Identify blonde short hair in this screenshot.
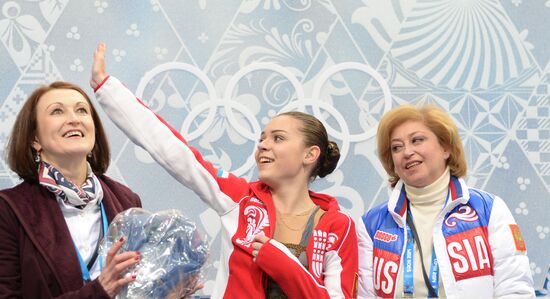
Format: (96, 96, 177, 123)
(377, 105, 467, 187)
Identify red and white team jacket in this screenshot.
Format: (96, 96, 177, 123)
(95, 76, 358, 299)
(356, 176, 535, 298)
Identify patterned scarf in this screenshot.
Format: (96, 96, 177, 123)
(38, 161, 103, 209)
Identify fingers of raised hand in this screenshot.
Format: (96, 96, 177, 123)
(106, 236, 125, 264)
(91, 42, 107, 89)
(93, 42, 106, 61)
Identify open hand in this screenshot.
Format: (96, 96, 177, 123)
(97, 236, 140, 297)
(90, 42, 108, 90)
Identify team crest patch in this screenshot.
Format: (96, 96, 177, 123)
(509, 224, 527, 252)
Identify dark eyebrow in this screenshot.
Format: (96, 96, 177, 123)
(45, 102, 63, 110)
(46, 100, 89, 109)
(261, 129, 288, 136)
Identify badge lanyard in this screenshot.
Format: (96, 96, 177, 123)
(403, 190, 449, 298)
(74, 201, 108, 282)
(403, 220, 439, 297)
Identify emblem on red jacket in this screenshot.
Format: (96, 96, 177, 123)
(235, 198, 269, 247)
(312, 230, 338, 278)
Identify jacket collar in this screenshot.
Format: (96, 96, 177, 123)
(249, 181, 340, 212)
(388, 175, 470, 227)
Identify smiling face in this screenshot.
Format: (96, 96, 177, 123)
(32, 88, 95, 167)
(255, 115, 316, 188)
(390, 120, 449, 188)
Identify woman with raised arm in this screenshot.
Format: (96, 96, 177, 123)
(90, 43, 358, 298)
(0, 81, 141, 298)
(356, 105, 535, 298)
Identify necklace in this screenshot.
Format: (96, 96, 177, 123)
(276, 205, 316, 232)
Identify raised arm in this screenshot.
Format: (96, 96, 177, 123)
(90, 43, 247, 215)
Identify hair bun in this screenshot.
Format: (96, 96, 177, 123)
(318, 141, 340, 178)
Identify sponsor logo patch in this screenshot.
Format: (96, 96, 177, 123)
(374, 230, 398, 243)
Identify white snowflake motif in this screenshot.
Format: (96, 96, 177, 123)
(198, 32, 208, 43)
(69, 59, 83, 72)
(494, 155, 510, 169)
(517, 177, 530, 191)
(311, 230, 338, 278)
(530, 262, 542, 275)
(154, 47, 168, 60)
(94, 0, 108, 14)
(112, 48, 126, 62)
(66, 26, 80, 40)
(515, 202, 528, 216)
(126, 24, 140, 37)
(536, 225, 549, 239)
(150, 0, 160, 12)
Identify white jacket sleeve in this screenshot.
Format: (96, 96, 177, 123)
(488, 196, 535, 298)
(95, 76, 242, 215)
(357, 216, 376, 298)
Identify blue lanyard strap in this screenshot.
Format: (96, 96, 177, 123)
(403, 202, 440, 298)
(74, 201, 108, 282)
(403, 224, 414, 296)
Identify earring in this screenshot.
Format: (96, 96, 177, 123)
(87, 152, 92, 159)
(34, 152, 41, 163)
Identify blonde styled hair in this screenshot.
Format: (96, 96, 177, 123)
(377, 105, 467, 187)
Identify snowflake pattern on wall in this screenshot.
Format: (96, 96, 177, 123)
(0, 0, 549, 292)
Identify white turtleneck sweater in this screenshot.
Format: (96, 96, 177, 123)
(395, 167, 450, 298)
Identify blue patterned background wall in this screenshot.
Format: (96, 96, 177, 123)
(0, 0, 548, 294)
